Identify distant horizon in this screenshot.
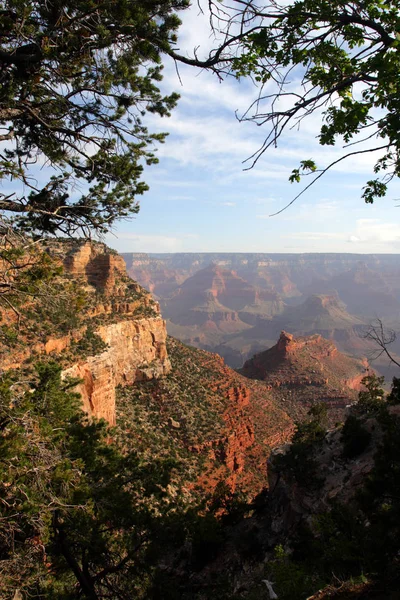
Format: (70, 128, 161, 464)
(120, 250, 400, 256)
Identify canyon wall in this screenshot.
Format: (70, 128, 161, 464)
(61, 242, 171, 424)
(122, 253, 400, 382)
(1, 241, 171, 425)
(63, 317, 170, 425)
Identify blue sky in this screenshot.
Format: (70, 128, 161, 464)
(101, 5, 400, 254)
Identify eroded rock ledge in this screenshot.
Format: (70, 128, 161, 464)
(63, 317, 170, 425)
(60, 242, 171, 424)
(1, 240, 171, 424)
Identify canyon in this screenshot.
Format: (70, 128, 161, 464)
(123, 252, 400, 380)
(1, 243, 389, 493)
(0, 241, 295, 498)
(1, 242, 373, 499)
(3, 241, 399, 600)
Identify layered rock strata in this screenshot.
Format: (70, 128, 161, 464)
(64, 318, 170, 425)
(240, 331, 369, 421)
(1, 241, 171, 424)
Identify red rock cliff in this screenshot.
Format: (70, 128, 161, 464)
(62, 242, 171, 424)
(1, 241, 171, 425)
(240, 331, 370, 422)
(63, 317, 170, 425)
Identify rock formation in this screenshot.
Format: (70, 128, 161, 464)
(0, 241, 171, 424)
(1, 240, 294, 499)
(63, 241, 127, 295)
(127, 336, 294, 497)
(123, 252, 400, 380)
(63, 318, 170, 425)
(163, 263, 284, 324)
(240, 331, 369, 421)
(57, 242, 171, 424)
(123, 252, 400, 307)
(304, 264, 400, 318)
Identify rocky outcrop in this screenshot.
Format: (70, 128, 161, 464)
(217, 385, 255, 475)
(188, 383, 255, 475)
(154, 338, 294, 497)
(63, 318, 170, 425)
(63, 241, 128, 295)
(275, 330, 339, 361)
(1, 240, 171, 425)
(61, 243, 171, 423)
(240, 332, 369, 422)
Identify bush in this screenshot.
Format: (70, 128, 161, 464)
(387, 377, 400, 405)
(268, 544, 320, 600)
(273, 403, 327, 489)
(356, 375, 386, 417)
(73, 326, 108, 357)
(341, 415, 371, 459)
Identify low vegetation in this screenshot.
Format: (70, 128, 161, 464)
(265, 375, 400, 600)
(0, 362, 184, 599)
(273, 403, 328, 489)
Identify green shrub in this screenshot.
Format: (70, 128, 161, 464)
(0, 325, 19, 347)
(356, 375, 386, 417)
(273, 403, 327, 489)
(73, 326, 108, 357)
(341, 415, 371, 459)
(387, 377, 400, 405)
(268, 545, 320, 600)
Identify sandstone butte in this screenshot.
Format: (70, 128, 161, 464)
(240, 330, 370, 422)
(1, 241, 294, 498)
(162, 262, 284, 329)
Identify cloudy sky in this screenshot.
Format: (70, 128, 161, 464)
(106, 4, 400, 254)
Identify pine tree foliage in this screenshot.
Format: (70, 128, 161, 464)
(0, 0, 188, 236)
(171, 0, 400, 207)
(267, 375, 400, 600)
(0, 362, 184, 599)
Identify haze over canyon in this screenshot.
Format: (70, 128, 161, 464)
(123, 252, 400, 381)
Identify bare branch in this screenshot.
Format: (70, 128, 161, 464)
(363, 318, 400, 369)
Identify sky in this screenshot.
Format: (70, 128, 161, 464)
(102, 4, 400, 255)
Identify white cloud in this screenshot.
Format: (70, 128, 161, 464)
(155, 114, 259, 168)
(164, 65, 256, 115)
(105, 233, 186, 253)
(169, 195, 194, 201)
(276, 199, 341, 222)
(349, 218, 400, 245)
(221, 201, 236, 206)
(283, 232, 346, 241)
(155, 43, 389, 182)
(151, 178, 206, 188)
(173, 3, 221, 56)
